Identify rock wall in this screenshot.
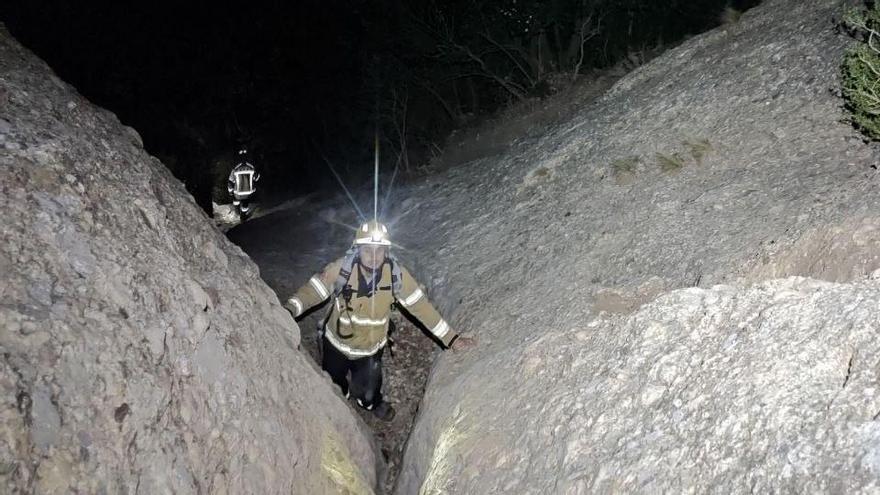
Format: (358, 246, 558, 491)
(0, 26, 378, 494)
(391, 0, 880, 492)
(411, 277, 880, 493)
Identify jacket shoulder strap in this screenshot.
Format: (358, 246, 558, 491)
(334, 248, 401, 298)
(387, 253, 403, 300)
(333, 246, 359, 298)
(317, 247, 358, 334)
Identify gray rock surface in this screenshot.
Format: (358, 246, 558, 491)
(389, 0, 880, 492)
(411, 276, 880, 493)
(0, 26, 379, 494)
(189, 0, 880, 492)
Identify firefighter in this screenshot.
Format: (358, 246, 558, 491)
(284, 220, 475, 420)
(227, 148, 259, 219)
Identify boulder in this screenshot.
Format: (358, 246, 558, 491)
(0, 25, 379, 494)
(393, 0, 880, 492)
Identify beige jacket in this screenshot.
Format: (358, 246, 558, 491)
(285, 257, 457, 359)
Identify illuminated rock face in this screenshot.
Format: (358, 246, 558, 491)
(391, 0, 880, 492)
(0, 27, 378, 494)
(401, 278, 880, 494)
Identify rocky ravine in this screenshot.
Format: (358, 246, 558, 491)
(388, 0, 880, 492)
(0, 25, 380, 494)
(232, 0, 880, 492)
(225, 1, 880, 494)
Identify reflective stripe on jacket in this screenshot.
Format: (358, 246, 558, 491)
(284, 256, 457, 358)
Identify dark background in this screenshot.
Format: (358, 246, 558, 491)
(1, 0, 760, 213)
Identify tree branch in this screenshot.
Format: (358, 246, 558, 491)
(857, 51, 880, 78)
(449, 40, 527, 101)
(572, 12, 602, 82)
(479, 31, 536, 87)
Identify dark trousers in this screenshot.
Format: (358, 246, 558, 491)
(322, 337, 384, 409)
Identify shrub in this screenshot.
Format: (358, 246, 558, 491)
(610, 156, 640, 185)
(611, 156, 640, 175)
(720, 7, 743, 25)
(656, 152, 685, 172)
(683, 138, 713, 164)
(841, 3, 880, 140)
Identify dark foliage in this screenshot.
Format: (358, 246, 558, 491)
(841, 2, 880, 141)
(2, 0, 760, 207)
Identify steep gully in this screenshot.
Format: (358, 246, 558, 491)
(230, 0, 880, 492)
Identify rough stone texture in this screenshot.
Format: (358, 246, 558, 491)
(0, 26, 379, 494)
(411, 277, 880, 493)
(221, 0, 880, 492)
(392, 0, 880, 492)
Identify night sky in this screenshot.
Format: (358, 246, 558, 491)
(1, 0, 760, 212)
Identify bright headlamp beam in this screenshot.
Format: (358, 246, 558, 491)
(317, 151, 367, 223)
(374, 130, 379, 223)
(380, 154, 400, 222)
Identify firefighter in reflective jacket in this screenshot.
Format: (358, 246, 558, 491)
(284, 220, 474, 420)
(227, 148, 259, 217)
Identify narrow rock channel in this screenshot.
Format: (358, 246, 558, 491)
(227, 206, 439, 493)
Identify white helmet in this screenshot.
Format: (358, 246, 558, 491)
(354, 220, 391, 246)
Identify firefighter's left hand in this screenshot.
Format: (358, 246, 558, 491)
(451, 335, 477, 352)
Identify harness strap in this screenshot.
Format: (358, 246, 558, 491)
(333, 245, 359, 298)
(318, 247, 402, 334)
(333, 247, 401, 299)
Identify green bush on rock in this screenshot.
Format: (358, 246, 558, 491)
(841, 3, 880, 140)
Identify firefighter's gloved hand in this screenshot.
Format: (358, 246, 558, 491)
(450, 335, 477, 352)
